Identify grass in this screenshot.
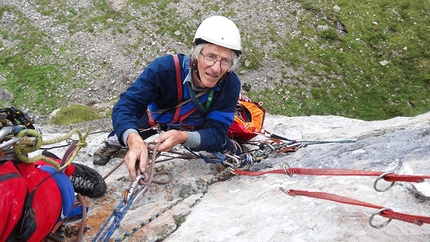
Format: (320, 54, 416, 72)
(254, 0, 430, 120)
(0, 0, 429, 123)
(50, 104, 102, 125)
(0, 6, 78, 113)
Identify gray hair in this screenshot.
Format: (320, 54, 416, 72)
(190, 43, 239, 72)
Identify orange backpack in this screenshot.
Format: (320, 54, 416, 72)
(227, 97, 266, 142)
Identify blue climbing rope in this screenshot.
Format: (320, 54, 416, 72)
(92, 197, 134, 242)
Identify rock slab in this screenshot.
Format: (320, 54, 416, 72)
(33, 112, 430, 241)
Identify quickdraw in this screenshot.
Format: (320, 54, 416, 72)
(0, 107, 38, 130)
(123, 174, 148, 204)
(92, 175, 147, 242)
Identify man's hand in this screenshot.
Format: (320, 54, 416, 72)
(124, 130, 187, 181)
(154, 130, 188, 152)
(125, 132, 148, 181)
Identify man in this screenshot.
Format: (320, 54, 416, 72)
(93, 16, 242, 180)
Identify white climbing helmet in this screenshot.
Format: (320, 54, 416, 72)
(193, 16, 242, 54)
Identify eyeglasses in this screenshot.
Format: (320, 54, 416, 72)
(199, 52, 232, 69)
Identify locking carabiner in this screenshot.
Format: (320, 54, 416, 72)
(123, 174, 146, 204)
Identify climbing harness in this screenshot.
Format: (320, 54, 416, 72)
(76, 72, 363, 241)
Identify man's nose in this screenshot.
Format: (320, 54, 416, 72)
(210, 60, 222, 72)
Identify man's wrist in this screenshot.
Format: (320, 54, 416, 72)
(182, 131, 201, 148)
(122, 129, 139, 147)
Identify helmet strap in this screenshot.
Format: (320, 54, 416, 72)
(191, 60, 203, 84)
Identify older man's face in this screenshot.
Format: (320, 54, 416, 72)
(193, 44, 233, 89)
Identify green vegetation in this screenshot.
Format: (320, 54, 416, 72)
(0, 6, 78, 114)
(0, 0, 429, 123)
(50, 104, 102, 125)
(174, 214, 186, 226)
(252, 0, 430, 120)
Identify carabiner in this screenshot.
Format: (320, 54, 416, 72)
(123, 174, 145, 204)
(223, 153, 240, 167)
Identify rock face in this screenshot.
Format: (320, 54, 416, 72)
(33, 112, 430, 242)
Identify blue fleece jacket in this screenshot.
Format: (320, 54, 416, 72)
(112, 54, 241, 152)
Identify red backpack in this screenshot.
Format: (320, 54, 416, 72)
(0, 160, 63, 242)
(1, 107, 75, 241)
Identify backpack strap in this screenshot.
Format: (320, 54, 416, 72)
(14, 191, 37, 241)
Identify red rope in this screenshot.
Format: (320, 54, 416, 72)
(284, 189, 430, 226)
(233, 167, 430, 183)
(236, 166, 430, 227)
